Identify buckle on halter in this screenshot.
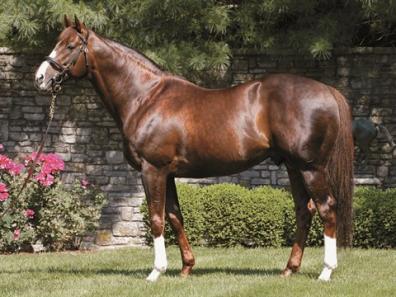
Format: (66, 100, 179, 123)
(54, 74, 63, 84)
(53, 84, 62, 93)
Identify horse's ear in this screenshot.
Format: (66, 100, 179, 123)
(64, 15, 72, 27)
(74, 15, 87, 33)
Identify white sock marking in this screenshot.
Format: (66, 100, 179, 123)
(318, 235, 337, 281)
(318, 266, 333, 281)
(324, 235, 337, 269)
(146, 268, 161, 282)
(146, 235, 167, 282)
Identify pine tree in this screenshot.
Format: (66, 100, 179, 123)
(1, 0, 395, 84)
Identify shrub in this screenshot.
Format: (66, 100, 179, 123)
(0, 146, 105, 252)
(31, 181, 105, 251)
(141, 183, 207, 246)
(141, 183, 395, 248)
(353, 187, 396, 248)
(176, 183, 207, 245)
(142, 183, 294, 247)
(202, 185, 289, 247)
(202, 184, 255, 247)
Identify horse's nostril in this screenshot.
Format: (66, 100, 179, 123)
(36, 74, 44, 83)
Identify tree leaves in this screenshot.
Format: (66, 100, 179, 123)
(309, 38, 333, 60)
(1, 0, 396, 81)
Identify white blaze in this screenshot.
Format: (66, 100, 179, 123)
(318, 235, 337, 281)
(146, 235, 167, 282)
(35, 49, 57, 89)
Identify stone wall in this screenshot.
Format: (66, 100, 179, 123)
(0, 47, 395, 249)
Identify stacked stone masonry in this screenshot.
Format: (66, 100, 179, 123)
(0, 47, 395, 249)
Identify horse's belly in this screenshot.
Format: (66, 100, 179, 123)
(174, 149, 270, 178)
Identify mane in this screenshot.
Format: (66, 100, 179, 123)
(98, 35, 164, 75)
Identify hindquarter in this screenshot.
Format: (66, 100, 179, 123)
(264, 75, 340, 166)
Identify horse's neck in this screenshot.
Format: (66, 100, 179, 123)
(88, 33, 163, 125)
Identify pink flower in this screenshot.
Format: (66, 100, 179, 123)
(0, 155, 8, 168)
(8, 163, 24, 176)
(41, 174, 54, 187)
(0, 144, 3, 151)
(80, 178, 90, 189)
(13, 229, 21, 241)
(0, 192, 8, 201)
(26, 153, 64, 187)
(24, 209, 35, 219)
(0, 154, 24, 176)
(35, 172, 55, 187)
(40, 154, 64, 173)
(0, 182, 9, 201)
(0, 183, 7, 192)
(0, 155, 13, 171)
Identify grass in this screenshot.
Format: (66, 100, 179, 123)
(0, 247, 395, 297)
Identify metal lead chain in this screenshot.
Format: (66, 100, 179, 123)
(49, 92, 57, 121)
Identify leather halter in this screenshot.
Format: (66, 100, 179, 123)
(45, 31, 90, 92)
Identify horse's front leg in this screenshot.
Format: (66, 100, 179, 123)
(165, 176, 195, 276)
(141, 162, 168, 282)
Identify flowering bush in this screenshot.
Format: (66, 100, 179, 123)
(0, 145, 105, 252)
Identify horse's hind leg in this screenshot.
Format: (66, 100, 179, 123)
(165, 177, 195, 276)
(282, 167, 315, 277)
(300, 166, 338, 281)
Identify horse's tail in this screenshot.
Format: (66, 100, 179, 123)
(328, 87, 354, 247)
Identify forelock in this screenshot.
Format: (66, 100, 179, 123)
(58, 27, 78, 42)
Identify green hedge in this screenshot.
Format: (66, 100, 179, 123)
(353, 187, 396, 248)
(141, 184, 396, 248)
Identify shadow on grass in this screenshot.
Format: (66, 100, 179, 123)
(0, 266, 318, 279)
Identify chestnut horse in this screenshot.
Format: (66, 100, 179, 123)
(35, 16, 353, 282)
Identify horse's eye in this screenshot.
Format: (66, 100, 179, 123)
(67, 44, 75, 50)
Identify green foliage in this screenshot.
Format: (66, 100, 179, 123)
(282, 199, 324, 247)
(31, 181, 105, 251)
(0, 0, 107, 47)
(141, 183, 206, 246)
(141, 183, 395, 248)
(1, 1, 396, 83)
(143, 183, 294, 247)
(0, 174, 36, 252)
(202, 184, 255, 247)
(353, 187, 396, 248)
(309, 38, 333, 60)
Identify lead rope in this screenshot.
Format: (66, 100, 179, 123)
(21, 91, 57, 191)
(0, 92, 57, 219)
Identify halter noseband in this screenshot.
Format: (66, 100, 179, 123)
(45, 31, 90, 93)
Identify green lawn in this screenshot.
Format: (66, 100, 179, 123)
(0, 247, 394, 297)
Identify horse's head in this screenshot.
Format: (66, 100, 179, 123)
(35, 15, 90, 93)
